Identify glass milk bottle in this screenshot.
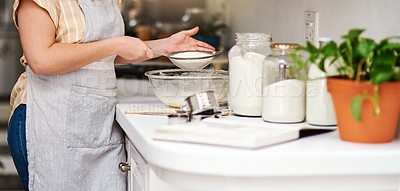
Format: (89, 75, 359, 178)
(228, 33, 272, 116)
(306, 37, 338, 126)
(262, 43, 306, 123)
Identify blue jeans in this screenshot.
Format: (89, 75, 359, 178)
(7, 104, 28, 191)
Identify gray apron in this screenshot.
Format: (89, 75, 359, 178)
(26, 0, 126, 190)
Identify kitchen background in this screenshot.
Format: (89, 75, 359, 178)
(0, 0, 399, 190)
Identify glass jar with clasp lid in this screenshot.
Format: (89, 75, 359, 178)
(228, 33, 272, 117)
(262, 43, 307, 123)
(263, 43, 300, 84)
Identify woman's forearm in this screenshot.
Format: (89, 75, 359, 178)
(144, 38, 168, 53)
(28, 36, 153, 74)
(28, 38, 116, 75)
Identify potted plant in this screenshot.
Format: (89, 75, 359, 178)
(291, 29, 400, 143)
(182, 8, 227, 48)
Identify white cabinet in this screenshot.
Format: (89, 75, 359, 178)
(124, 137, 190, 191)
(124, 137, 147, 191)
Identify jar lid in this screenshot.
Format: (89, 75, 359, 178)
(271, 43, 300, 50)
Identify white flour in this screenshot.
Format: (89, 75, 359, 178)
(229, 52, 266, 116)
(169, 51, 214, 70)
(262, 79, 306, 123)
(170, 51, 212, 58)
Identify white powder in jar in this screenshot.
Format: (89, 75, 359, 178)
(229, 52, 266, 116)
(262, 79, 306, 123)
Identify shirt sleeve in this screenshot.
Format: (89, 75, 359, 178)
(13, 0, 59, 29)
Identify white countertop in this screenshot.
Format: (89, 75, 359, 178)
(116, 96, 400, 178)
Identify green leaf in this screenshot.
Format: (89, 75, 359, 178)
(306, 41, 320, 63)
(306, 41, 319, 52)
(342, 29, 365, 42)
(376, 38, 389, 50)
(351, 95, 363, 122)
(290, 51, 307, 73)
(355, 38, 376, 58)
(373, 52, 397, 66)
(336, 66, 347, 73)
(371, 67, 393, 84)
(396, 53, 400, 67)
(341, 38, 355, 70)
(318, 56, 327, 73)
(322, 41, 339, 57)
(309, 52, 321, 63)
(339, 42, 349, 60)
(373, 72, 392, 84)
(381, 43, 400, 51)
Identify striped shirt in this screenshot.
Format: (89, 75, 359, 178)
(10, 0, 121, 120)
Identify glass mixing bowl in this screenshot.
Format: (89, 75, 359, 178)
(145, 69, 229, 108)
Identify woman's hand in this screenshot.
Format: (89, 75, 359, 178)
(113, 36, 153, 61)
(163, 26, 215, 54)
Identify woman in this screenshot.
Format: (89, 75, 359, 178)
(7, 0, 215, 190)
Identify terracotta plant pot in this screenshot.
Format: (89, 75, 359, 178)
(327, 78, 400, 143)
